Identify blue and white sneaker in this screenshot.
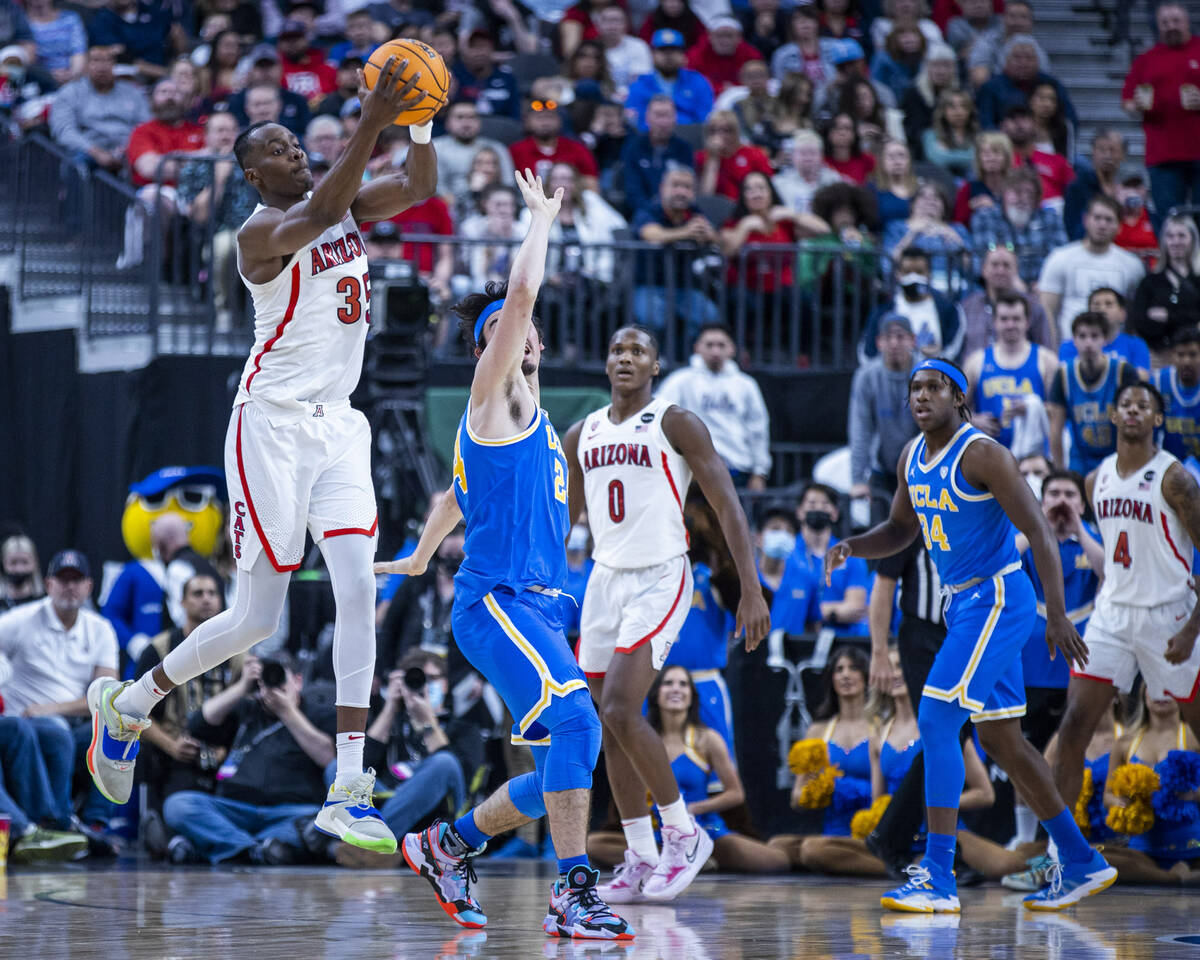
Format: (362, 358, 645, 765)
(544, 865, 635, 940)
(1023, 850, 1117, 911)
(314, 768, 397, 854)
(85, 678, 151, 805)
(403, 822, 487, 928)
(1002, 853, 1055, 892)
(880, 864, 961, 914)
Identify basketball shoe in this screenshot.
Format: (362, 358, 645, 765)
(403, 822, 487, 928)
(880, 863, 961, 913)
(597, 850, 656, 904)
(85, 678, 151, 804)
(314, 769, 396, 853)
(640, 821, 712, 900)
(543, 865, 635, 940)
(1002, 853, 1056, 892)
(1023, 851, 1117, 911)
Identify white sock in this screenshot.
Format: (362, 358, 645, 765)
(1012, 804, 1038, 846)
(658, 796, 692, 832)
(334, 733, 364, 788)
(621, 816, 659, 864)
(113, 672, 168, 718)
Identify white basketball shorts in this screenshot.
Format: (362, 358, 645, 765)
(225, 400, 377, 572)
(1075, 596, 1200, 701)
(576, 555, 693, 677)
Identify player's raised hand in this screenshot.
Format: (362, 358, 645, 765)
(736, 586, 771, 652)
(1046, 612, 1088, 668)
(358, 57, 427, 132)
(824, 541, 852, 587)
(514, 168, 563, 221)
(374, 554, 428, 578)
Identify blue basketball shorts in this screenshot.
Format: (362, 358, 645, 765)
(923, 565, 1037, 723)
(452, 586, 592, 746)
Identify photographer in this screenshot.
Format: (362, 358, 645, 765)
(162, 651, 335, 865)
(334, 648, 485, 867)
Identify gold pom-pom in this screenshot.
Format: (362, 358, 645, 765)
(1105, 762, 1159, 836)
(797, 765, 842, 809)
(788, 738, 829, 775)
(1074, 767, 1094, 836)
(851, 794, 891, 840)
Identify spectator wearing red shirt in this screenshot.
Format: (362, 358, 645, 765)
(509, 98, 600, 191)
(686, 15, 762, 96)
(126, 77, 203, 187)
(1002, 105, 1073, 205)
(379, 195, 455, 301)
(822, 110, 875, 184)
(1114, 171, 1158, 268)
(1122, 2, 1200, 229)
(560, 0, 625, 59)
(277, 19, 336, 109)
(696, 109, 774, 199)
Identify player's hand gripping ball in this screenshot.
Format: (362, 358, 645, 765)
(363, 39, 449, 126)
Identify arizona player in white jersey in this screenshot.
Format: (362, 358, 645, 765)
(1054, 380, 1200, 822)
(562, 326, 770, 903)
(85, 57, 436, 854)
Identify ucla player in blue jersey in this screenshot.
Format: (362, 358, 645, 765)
(1154, 328, 1200, 462)
(373, 171, 632, 941)
(826, 358, 1116, 913)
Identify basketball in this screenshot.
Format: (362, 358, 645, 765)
(362, 38, 449, 127)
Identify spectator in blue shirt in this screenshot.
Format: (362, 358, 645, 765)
(88, 0, 181, 79)
(975, 35, 1078, 131)
(792, 483, 870, 637)
(620, 93, 695, 216)
(452, 29, 520, 120)
(626, 29, 715, 131)
(1058, 286, 1151, 379)
(326, 9, 380, 65)
(756, 507, 821, 633)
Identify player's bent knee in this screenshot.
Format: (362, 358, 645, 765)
(542, 691, 602, 792)
(508, 770, 547, 820)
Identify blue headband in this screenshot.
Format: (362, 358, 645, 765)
(473, 299, 506, 344)
(910, 358, 967, 396)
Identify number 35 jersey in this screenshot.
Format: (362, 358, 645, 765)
(579, 397, 692, 570)
(452, 405, 569, 609)
(1092, 448, 1193, 608)
(905, 423, 1019, 587)
(235, 206, 370, 415)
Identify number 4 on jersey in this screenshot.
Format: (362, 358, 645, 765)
(1112, 530, 1132, 569)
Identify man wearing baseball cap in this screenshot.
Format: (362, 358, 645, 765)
(626, 28, 715, 131)
(684, 14, 762, 96)
(227, 45, 311, 136)
(0, 549, 121, 832)
(815, 37, 898, 115)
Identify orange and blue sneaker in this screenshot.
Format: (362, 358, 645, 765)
(880, 863, 961, 914)
(1023, 851, 1117, 911)
(543, 865, 635, 940)
(85, 678, 151, 805)
(403, 822, 487, 928)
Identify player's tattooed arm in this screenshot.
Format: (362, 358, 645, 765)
(1162, 462, 1200, 663)
(662, 406, 771, 651)
(827, 440, 921, 577)
(562, 420, 586, 527)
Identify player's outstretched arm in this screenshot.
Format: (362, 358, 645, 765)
(662, 407, 770, 651)
(350, 121, 438, 222)
(470, 170, 562, 405)
(1162, 462, 1200, 664)
(374, 483, 463, 577)
(238, 57, 426, 264)
(562, 420, 587, 526)
(964, 438, 1089, 667)
(826, 441, 922, 578)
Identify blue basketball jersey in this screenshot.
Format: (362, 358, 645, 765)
(904, 423, 1020, 587)
(973, 344, 1046, 451)
(668, 563, 733, 671)
(452, 405, 569, 608)
(1059, 331, 1150, 375)
(1155, 366, 1200, 461)
(1020, 527, 1099, 688)
(1060, 358, 1125, 473)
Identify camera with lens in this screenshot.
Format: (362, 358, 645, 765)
(403, 666, 427, 692)
(260, 658, 288, 689)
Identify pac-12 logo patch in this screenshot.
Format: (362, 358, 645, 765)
(640, 412, 655, 423)
(940, 467, 948, 479)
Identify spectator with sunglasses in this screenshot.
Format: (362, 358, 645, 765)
(509, 96, 600, 192)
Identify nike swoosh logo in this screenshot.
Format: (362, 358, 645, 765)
(348, 734, 364, 740)
(685, 833, 701, 863)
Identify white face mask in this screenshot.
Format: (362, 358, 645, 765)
(426, 680, 447, 712)
(762, 528, 797, 559)
(567, 524, 590, 552)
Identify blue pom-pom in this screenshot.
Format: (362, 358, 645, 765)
(1152, 751, 1200, 823)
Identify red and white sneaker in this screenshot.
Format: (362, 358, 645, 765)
(597, 849, 656, 904)
(640, 821, 712, 901)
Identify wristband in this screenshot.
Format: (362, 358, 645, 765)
(410, 122, 432, 144)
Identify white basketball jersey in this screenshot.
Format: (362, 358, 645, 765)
(580, 397, 692, 569)
(1093, 449, 1194, 608)
(235, 206, 371, 415)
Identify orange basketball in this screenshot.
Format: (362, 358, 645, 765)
(362, 38, 449, 127)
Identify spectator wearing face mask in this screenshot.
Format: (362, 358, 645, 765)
(0, 535, 44, 613)
(859, 246, 965, 363)
(791, 484, 869, 637)
(1113, 170, 1158, 266)
(756, 507, 821, 634)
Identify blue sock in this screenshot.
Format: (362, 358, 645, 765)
(1042, 808, 1093, 865)
(451, 811, 490, 851)
(924, 832, 956, 878)
(558, 853, 589, 879)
